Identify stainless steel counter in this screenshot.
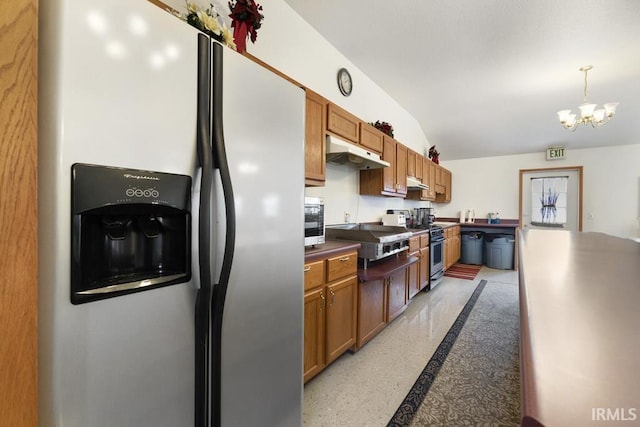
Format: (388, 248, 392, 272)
(518, 229, 640, 426)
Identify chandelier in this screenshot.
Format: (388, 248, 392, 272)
(557, 65, 618, 131)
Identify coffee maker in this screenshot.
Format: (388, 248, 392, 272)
(414, 207, 435, 228)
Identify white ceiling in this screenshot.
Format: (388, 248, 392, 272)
(282, 0, 640, 160)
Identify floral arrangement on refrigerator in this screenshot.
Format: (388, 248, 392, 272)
(179, 1, 264, 53)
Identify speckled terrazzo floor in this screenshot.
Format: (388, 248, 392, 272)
(303, 267, 519, 426)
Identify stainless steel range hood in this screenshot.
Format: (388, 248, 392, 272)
(407, 176, 428, 190)
(326, 135, 390, 169)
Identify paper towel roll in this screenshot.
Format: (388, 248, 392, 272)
(459, 210, 465, 223)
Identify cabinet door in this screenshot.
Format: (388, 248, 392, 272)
(386, 269, 408, 322)
(327, 103, 359, 143)
(359, 122, 383, 154)
(419, 247, 430, 291)
(426, 159, 436, 200)
(357, 278, 387, 349)
(381, 136, 396, 194)
(304, 91, 326, 186)
(325, 276, 357, 364)
(407, 149, 416, 178)
(444, 169, 452, 202)
(395, 143, 408, 195)
(407, 261, 420, 300)
(443, 238, 451, 270)
(415, 153, 423, 181)
(303, 287, 325, 383)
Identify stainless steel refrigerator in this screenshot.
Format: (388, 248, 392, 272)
(38, 1, 304, 426)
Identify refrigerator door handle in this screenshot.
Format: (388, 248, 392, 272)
(194, 33, 213, 427)
(209, 40, 237, 427)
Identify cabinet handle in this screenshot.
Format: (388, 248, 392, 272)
(320, 291, 325, 311)
(304, 266, 311, 272)
(338, 257, 350, 262)
(330, 288, 335, 306)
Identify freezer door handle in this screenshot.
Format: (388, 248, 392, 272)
(194, 33, 214, 427)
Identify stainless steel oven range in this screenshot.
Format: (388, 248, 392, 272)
(429, 225, 445, 287)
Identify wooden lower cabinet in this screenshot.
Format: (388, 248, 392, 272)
(357, 265, 411, 349)
(303, 251, 358, 383)
(325, 276, 358, 364)
(303, 287, 325, 382)
(419, 246, 430, 289)
(407, 259, 420, 300)
(386, 269, 408, 322)
(407, 234, 429, 299)
(443, 226, 461, 270)
(356, 278, 387, 349)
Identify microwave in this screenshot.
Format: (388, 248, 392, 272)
(304, 197, 325, 247)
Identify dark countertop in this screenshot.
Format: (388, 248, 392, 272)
(518, 229, 640, 427)
(357, 255, 419, 282)
(304, 240, 361, 263)
(435, 218, 520, 231)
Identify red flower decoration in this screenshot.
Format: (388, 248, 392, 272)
(371, 120, 394, 137)
(228, 0, 264, 53)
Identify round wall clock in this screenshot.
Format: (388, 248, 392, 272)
(337, 68, 352, 96)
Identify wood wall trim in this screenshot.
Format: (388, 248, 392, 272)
(0, 0, 39, 425)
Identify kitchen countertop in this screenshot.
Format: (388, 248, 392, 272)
(306, 237, 421, 282)
(304, 240, 361, 262)
(357, 254, 419, 282)
(435, 218, 520, 230)
(518, 229, 640, 426)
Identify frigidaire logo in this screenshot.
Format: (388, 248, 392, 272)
(592, 408, 637, 421)
(123, 173, 160, 181)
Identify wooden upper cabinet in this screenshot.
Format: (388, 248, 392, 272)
(395, 142, 407, 196)
(327, 103, 359, 143)
(359, 122, 384, 154)
(423, 159, 436, 201)
(435, 166, 452, 203)
(407, 157, 436, 201)
(360, 135, 407, 197)
(407, 149, 416, 178)
(305, 90, 326, 187)
(415, 153, 423, 181)
(381, 135, 397, 194)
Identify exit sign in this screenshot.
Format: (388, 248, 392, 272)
(546, 146, 566, 160)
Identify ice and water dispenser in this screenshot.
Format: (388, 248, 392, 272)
(71, 164, 191, 304)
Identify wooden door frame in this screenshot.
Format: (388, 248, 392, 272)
(519, 166, 584, 232)
(0, 0, 38, 424)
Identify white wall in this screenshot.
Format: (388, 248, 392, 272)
(305, 163, 432, 226)
(435, 144, 640, 239)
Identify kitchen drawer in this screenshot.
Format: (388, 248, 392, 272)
(419, 233, 430, 248)
(408, 236, 419, 254)
(304, 260, 325, 291)
(326, 251, 357, 282)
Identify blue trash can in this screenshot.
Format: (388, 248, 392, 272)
(461, 231, 484, 265)
(484, 234, 515, 270)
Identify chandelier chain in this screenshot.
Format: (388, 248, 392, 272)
(583, 68, 588, 103)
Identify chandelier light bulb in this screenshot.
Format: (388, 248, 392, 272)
(557, 65, 618, 131)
